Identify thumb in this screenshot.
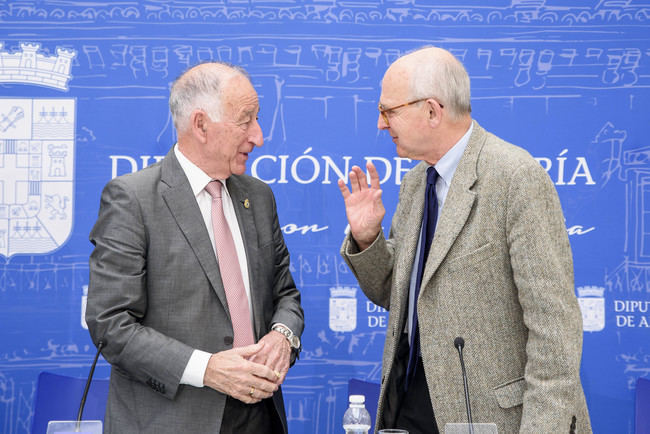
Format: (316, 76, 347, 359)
(373, 188, 384, 204)
(233, 341, 265, 358)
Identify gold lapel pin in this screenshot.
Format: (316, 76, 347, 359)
(243, 198, 250, 209)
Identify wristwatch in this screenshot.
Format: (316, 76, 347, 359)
(272, 324, 300, 350)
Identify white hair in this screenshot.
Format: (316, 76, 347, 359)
(405, 46, 472, 120)
(169, 62, 248, 133)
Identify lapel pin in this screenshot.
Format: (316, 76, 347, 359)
(243, 198, 250, 209)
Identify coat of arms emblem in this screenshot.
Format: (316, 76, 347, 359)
(329, 286, 357, 332)
(0, 98, 75, 257)
(577, 286, 605, 332)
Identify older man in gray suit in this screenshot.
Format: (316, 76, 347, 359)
(86, 62, 303, 434)
(338, 47, 591, 433)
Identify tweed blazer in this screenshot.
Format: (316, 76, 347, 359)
(86, 147, 303, 434)
(342, 121, 591, 433)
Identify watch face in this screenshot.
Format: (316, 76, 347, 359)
(290, 336, 300, 348)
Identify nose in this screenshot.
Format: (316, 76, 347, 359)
(250, 119, 264, 147)
(377, 112, 389, 130)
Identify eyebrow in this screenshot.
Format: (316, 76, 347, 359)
(237, 106, 259, 122)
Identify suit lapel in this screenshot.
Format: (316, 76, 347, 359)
(392, 163, 428, 326)
(226, 176, 263, 340)
(159, 148, 231, 316)
(420, 122, 483, 292)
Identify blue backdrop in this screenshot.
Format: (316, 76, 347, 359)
(0, 1, 649, 433)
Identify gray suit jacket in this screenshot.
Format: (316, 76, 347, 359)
(87, 148, 303, 434)
(342, 122, 591, 433)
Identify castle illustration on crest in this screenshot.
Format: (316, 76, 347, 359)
(0, 42, 76, 91)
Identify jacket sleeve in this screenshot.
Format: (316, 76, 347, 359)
(267, 191, 304, 350)
(339, 174, 415, 310)
(505, 161, 586, 432)
(86, 178, 193, 400)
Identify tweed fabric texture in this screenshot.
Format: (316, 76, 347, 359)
(341, 121, 592, 433)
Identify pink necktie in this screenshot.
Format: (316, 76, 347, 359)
(204, 180, 255, 347)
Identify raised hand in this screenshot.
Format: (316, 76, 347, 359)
(338, 162, 386, 251)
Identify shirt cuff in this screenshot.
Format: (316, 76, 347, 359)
(180, 349, 212, 387)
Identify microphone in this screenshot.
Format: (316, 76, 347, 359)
(76, 340, 104, 430)
(454, 337, 474, 434)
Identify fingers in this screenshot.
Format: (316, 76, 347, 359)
(236, 381, 273, 404)
(373, 188, 383, 202)
(340, 165, 366, 195)
(241, 365, 277, 404)
(249, 374, 277, 395)
(232, 341, 265, 359)
(264, 349, 290, 385)
(350, 166, 368, 193)
(340, 163, 379, 194)
(203, 348, 279, 404)
(338, 178, 351, 200)
(367, 162, 381, 189)
(246, 385, 261, 404)
(247, 351, 265, 365)
(249, 358, 279, 383)
(260, 332, 291, 381)
(226, 361, 278, 404)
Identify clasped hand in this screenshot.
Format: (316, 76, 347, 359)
(203, 331, 290, 404)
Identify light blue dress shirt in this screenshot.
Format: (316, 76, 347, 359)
(406, 122, 474, 342)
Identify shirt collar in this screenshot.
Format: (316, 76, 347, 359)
(174, 144, 226, 196)
(432, 121, 473, 187)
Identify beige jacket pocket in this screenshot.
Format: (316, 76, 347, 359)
(493, 376, 526, 409)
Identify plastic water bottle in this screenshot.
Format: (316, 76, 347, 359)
(343, 394, 371, 434)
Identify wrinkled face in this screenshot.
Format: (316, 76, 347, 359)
(377, 66, 433, 161)
(204, 74, 263, 178)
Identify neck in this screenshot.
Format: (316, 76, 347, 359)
(177, 138, 229, 180)
(424, 115, 472, 165)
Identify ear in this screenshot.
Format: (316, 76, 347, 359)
(190, 109, 209, 142)
(425, 98, 443, 128)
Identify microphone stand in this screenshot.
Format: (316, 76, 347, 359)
(454, 337, 474, 434)
(76, 341, 104, 432)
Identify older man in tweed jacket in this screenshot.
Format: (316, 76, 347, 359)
(338, 47, 591, 433)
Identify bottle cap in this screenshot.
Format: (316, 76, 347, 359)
(349, 394, 365, 404)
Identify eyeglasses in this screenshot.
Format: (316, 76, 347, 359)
(378, 97, 444, 126)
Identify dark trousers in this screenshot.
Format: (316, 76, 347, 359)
(383, 333, 439, 434)
(220, 396, 285, 434)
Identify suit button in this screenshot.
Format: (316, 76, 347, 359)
(224, 336, 233, 345)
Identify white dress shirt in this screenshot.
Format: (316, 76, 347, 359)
(174, 145, 253, 387)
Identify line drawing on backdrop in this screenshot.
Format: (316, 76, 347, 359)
(597, 121, 650, 389)
(1, 1, 650, 25)
(0, 1, 648, 432)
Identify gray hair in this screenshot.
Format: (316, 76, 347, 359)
(169, 61, 248, 133)
(406, 46, 472, 120)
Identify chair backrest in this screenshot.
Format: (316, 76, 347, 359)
(31, 372, 109, 434)
(637, 377, 650, 434)
(348, 378, 381, 432)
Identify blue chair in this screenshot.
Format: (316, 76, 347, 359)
(637, 377, 650, 434)
(31, 372, 109, 434)
(348, 378, 381, 432)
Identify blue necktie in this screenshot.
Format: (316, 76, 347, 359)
(406, 166, 439, 390)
